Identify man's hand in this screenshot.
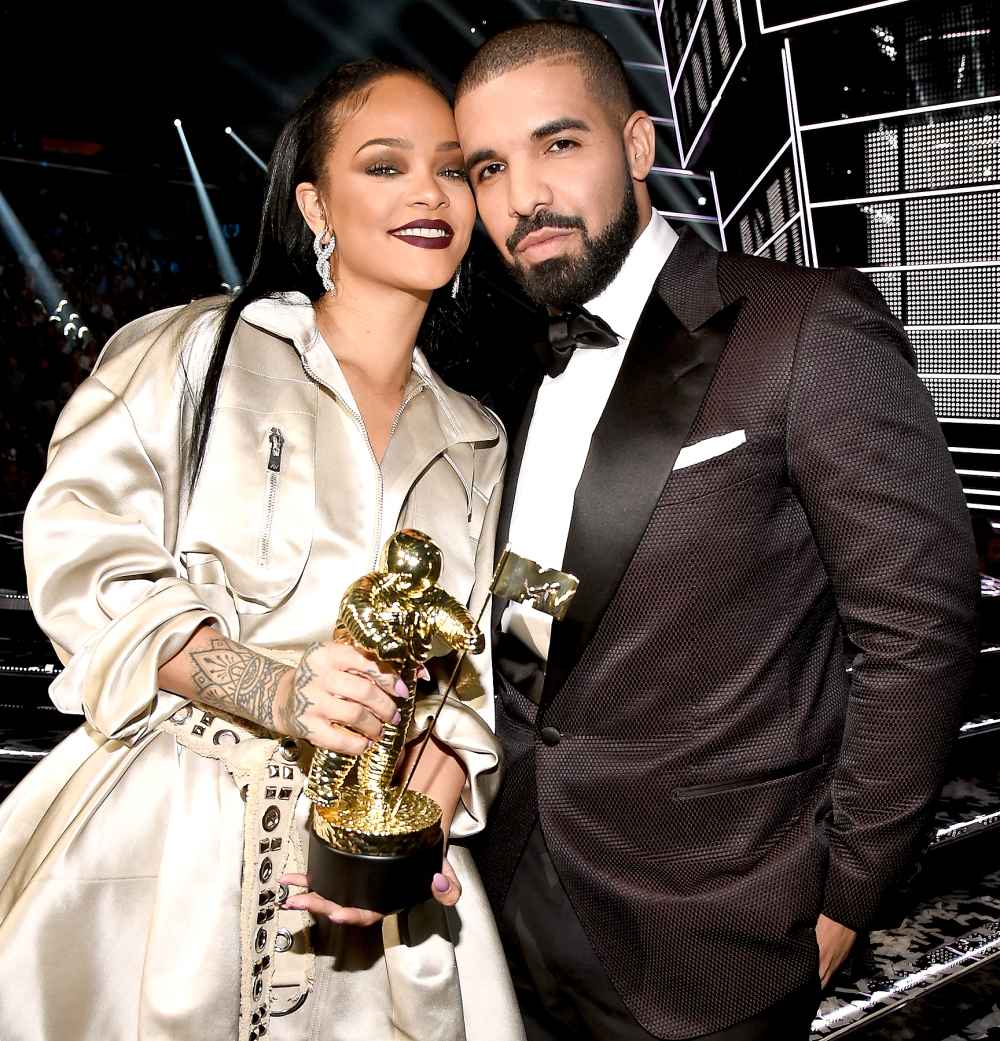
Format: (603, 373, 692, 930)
(816, 913, 856, 988)
(279, 861, 462, 926)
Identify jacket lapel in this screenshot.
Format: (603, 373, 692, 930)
(541, 232, 743, 710)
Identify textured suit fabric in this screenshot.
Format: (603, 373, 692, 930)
(500, 825, 819, 1041)
(480, 230, 980, 1039)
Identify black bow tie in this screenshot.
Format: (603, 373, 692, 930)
(537, 307, 621, 378)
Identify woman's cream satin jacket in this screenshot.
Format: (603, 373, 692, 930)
(0, 293, 523, 1041)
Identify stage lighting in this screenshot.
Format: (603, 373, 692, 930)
(224, 126, 267, 172)
(173, 121, 242, 288)
(0, 191, 90, 344)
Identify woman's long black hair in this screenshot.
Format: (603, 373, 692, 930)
(185, 59, 466, 493)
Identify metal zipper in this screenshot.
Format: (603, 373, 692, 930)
(299, 350, 423, 569)
(257, 427, 284, 566)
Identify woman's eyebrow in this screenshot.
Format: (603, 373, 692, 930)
(355, 136, 411, 155)
(354, 137, 462, 155)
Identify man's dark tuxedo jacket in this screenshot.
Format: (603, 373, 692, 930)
(479, 228, 980, 1039)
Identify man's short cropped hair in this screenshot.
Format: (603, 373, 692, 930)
(456, 20, 636, 127)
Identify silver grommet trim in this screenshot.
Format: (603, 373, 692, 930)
(274, 928, 293, 953)
(169, 704, 193, 725)
(270, 990, 308, 1017)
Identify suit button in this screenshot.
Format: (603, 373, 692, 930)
(539, 726, 562, 746)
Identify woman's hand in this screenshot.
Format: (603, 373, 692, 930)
(271, 640, 406, 755)
(279, 860, 462, 926)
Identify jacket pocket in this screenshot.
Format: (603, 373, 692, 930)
(655, 430, 776, 506)
(632, 755, 828, 871)
(181, 408, 315, 611)
(672, 755, 826, 800)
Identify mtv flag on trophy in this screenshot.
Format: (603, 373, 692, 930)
(490, 547, 579, 621)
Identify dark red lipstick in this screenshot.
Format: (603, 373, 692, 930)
(388, 219, 455, 250)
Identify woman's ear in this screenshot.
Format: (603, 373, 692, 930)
(623, 112, 655, 181)
(295, 182, 327, 235)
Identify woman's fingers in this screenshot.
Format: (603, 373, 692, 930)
(322, 694, 388, 743)
(325, 669, 401, 725)
(282, 888, 384, 928)
(308, 719, 370, 757)
(273, 639, 408, 746)
(431, 858, 462, 908)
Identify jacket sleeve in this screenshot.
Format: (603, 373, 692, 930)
(786, 267, 979, 932)
(23, 312, 240, 744)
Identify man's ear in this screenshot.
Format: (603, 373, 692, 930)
(295, 181, 328, 236)
(623, 111, 655, 181)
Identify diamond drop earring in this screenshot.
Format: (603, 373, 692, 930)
(313, 227, 336, 294)
(451, 263, 461, 300)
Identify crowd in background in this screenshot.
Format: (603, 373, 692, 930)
(0, 177, 237, 515)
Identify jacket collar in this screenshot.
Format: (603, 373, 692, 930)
(655, 227, 728, 333)
(239, 291, 499, 447)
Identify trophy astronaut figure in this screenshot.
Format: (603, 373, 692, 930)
(306, 528, 484, 811)
(304, 529, 485, 912)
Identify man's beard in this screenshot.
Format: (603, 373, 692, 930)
(505, 168, 640, 311)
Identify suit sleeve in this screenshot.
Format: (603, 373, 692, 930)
(786, 267, 979, 932)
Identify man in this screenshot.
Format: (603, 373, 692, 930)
(454, 20, 979, 1041)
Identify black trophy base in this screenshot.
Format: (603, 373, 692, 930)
(308, 827, 444, 915)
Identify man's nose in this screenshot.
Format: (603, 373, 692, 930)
(507, 162, 553, 220)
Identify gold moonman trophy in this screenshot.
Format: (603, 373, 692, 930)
(304, 531, 579, 915)
(304, 530, 485, 914)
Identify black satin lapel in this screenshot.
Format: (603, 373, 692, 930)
(492, 380, 541, 635)
(541, 295, 744, 710)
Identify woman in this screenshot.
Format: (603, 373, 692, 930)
(0, 61, 523, 1041)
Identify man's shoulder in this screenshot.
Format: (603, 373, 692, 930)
(716, 251, 882, 318)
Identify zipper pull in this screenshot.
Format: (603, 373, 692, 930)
(267, 428, 284, 473)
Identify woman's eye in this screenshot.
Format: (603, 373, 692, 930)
(441, 167, 468, 181)
(366, 162, 399, 176)
(477, 162, 505, 183)
(547, 139, 578, 154)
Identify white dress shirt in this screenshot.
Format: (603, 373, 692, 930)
(502, 211, 680, 661)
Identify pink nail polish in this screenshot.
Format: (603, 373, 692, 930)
(392, 709, 402, 725)
(433, 873, 450, 893)
(394, 678, 409, 697)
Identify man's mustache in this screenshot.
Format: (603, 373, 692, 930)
(506, 212, 587, 256)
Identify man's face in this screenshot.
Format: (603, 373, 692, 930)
(456, 61, 640, 309)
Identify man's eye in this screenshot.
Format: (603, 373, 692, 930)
(547, 139, 578, 153)
(477, 162, 505, 183)
(366, 162, 399, 176)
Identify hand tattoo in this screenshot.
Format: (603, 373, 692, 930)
(273, 641, 321, 740)
(189, 637, 289, 728)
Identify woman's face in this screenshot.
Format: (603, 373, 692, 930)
(300, 74, 475, 297)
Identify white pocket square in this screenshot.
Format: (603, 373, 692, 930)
(673, 430, 747, 472)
